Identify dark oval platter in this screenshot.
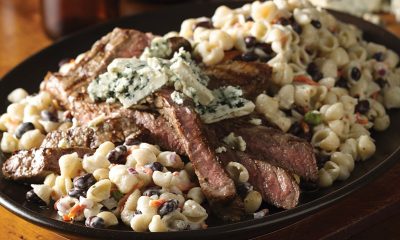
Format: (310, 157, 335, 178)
(0, 2, 399, 240)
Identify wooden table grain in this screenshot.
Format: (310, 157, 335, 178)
(0, 1, 400, 239)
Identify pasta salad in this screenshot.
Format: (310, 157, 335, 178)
(170, 0, 400, 187)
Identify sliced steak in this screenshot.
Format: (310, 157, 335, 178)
(213, 120, 318, 181)
(41, 28, 153, 107)
(41, 127, 97, 148)
(155, 89, 240, 213)
(203, 60, 271, 99)
(40, 28, 184, 153)
(210, 136, 300, 210)
(131, 111, 186, 155)
(235, 152, 300, 209)
(40, 28, 153, 144)
(2, 148, 94, 182)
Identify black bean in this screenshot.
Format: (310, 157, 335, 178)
(15, 122, 35, 139)
(68, 188, 86, 198)
(143, 187, 161, 197)
(41, 110, 58, 122)
(240, 51, 259, 62)
(375, 78, 387, 88)
(167, 37, 193, 55)
(145, 162, 163, 172)
(372, 52, 384, 62)
(245, 16, 253, 22)
(134, 210, 142, 215)
(236, 182, 253, 198)
(290, 19, 302, 34)
(255, 42, 273, 54)
(244, 36, 257, 48)
(290, 121, 312, 142)
(63, 111, 73, 122)
(288, 121, 302, 136)
(124, 137, 141, 146)
(335, 76, 348, 89)
(276, 17, 290, 26)
(316, 154, 330, 169)
(194, 20, 213, 30)
(282, 108, 293, 117)
(107, 145, 128, 164)
(73, 173, 96, 190)
(310, 19, 321, 29)
(158, 199, 179, 217)
(86, 216, 105, 228)
(294, 105, 307, 115)
(307, 62, 323, 81)
(351, 67, 361, 81)
(355, 100, 370, 114)
(26, 189, 46, 206)
(259, 55, 273, 62)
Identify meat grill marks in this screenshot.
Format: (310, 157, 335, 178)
(2, 148, 94, 182)
(41, 28, 153, 107)
(130, 110, 186, 155)
(203, 60, 271, 99)
(8, 28, 318, 220)
(41, 127, 98, 148)
(235, 152, 300, 209)
(40, 28, 186, 154)
(41, 28, 153, 145)
(155, 90, 239, 203)
(206, 130, 300, 210)
(212, 120, 319, 181)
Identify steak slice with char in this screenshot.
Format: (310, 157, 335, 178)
(154, 89, 243, 221)
(2, 148, 94, 182)
(41, 127, 98, 148)
(235, 152, 300, 209)
(203, 60, 271, 99)
(208, 133, 300, 210)
(40, 28, 185, 154)
(41, 28, 153, 107)
(213, 120, 318, 181)
(41, 118, 144, 149)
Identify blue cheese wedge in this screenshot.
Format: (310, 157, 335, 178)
(196, 86, 255, 124)
(88, 58, 168, 108)
(170, 58, 214, 106)
(89, 46, 255, 124)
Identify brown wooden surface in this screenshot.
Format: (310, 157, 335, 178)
(0, 1, 400, 239)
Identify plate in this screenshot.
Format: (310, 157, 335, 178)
(1, 1, 400, 239)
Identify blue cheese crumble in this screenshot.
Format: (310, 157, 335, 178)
(88, 44, 255, 123)
(88, 57, 169, 108)
(140, 37, 172, 59)
(195, 86, 255, 124)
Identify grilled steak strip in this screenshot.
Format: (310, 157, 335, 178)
(235, 152, 300, 209)
(130, 111, 186, 155)
(213, 120, 318, 181)
(40, 28, 185, 154)
(203, 60, 271, 99)
(41, 127, 97, 148)
(2, 148, 94, 182)
(41, 28, 153, 107)
(207, 129, 300, 210)
(155, 90, 238, 202)
(40, 28, 153, 145)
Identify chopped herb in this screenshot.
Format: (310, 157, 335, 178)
(304, 111, 322, 125)
(111, 190, 124, 201)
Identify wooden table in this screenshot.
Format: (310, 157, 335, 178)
(1, 1, 400, 239)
